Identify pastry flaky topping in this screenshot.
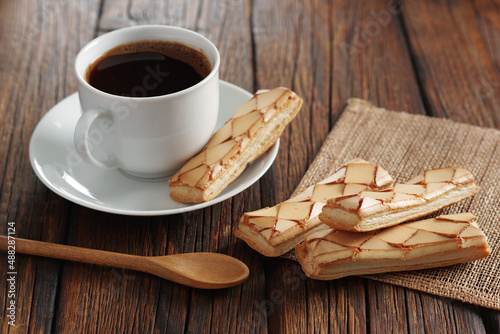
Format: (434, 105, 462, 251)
(319, 167, 479, 232)
(169, 87, 303, 203)
(234, 159, 394, 257)
(295, 213, 491, 280)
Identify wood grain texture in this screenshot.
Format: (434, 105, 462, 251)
(0, 0, 99, 332)
(0, 0, 499, 333)
(401, 0, 500, 128)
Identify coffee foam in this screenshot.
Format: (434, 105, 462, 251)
(87, 40, 212, 80)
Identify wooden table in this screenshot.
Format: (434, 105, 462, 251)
(1, 0, 499, 332)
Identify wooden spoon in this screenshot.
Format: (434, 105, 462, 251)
(0, 235, 249, 289)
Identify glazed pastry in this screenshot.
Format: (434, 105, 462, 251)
(169, 87, 303, 203)
(296, 213, 491, 280)
(319, 167, 479, 232)
(234, 159, 394, 256)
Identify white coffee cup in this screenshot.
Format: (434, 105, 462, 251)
(74, 25, 220, 179)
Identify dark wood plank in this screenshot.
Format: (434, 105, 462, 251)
(481, 307, 500, 334)
(401, 0, 500, 128)
(415, 292, 487, 334)
(328, 277, 368, 333)
(366, 281, 409, 333)
(331, 0, 426, 117)
(0, 0, 100, 332)
(404, 289, 427, 333)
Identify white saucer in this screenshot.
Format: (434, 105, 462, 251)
(29, 81, 279, 216)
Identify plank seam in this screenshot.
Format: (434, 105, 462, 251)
(396, 8, 433, 117)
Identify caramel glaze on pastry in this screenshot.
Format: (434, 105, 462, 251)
(319, 167, 479, 232)
(169, 87, 303, 203)
(296, 213, 491, 280)
(234, 159, 394, 257)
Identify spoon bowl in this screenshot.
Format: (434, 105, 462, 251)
(145, 252, 250, 289)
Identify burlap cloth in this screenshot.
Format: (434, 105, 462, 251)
(287, 98, 500, 310)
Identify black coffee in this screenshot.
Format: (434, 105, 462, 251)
(86, 40, 212, 97)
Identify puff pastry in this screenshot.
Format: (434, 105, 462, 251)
(296, 213, 490, 280)
(234, 159, 393, 256)
(319, 167, 479, 232)
(169, 87, 303, 203)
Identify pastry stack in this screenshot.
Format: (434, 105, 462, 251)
(167, 88, 490, 280)
(235, 159, 491, 280)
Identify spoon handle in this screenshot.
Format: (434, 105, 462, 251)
(0, 235, 143, 272)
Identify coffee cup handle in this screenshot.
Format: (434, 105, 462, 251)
(74, 108, 119, 169)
